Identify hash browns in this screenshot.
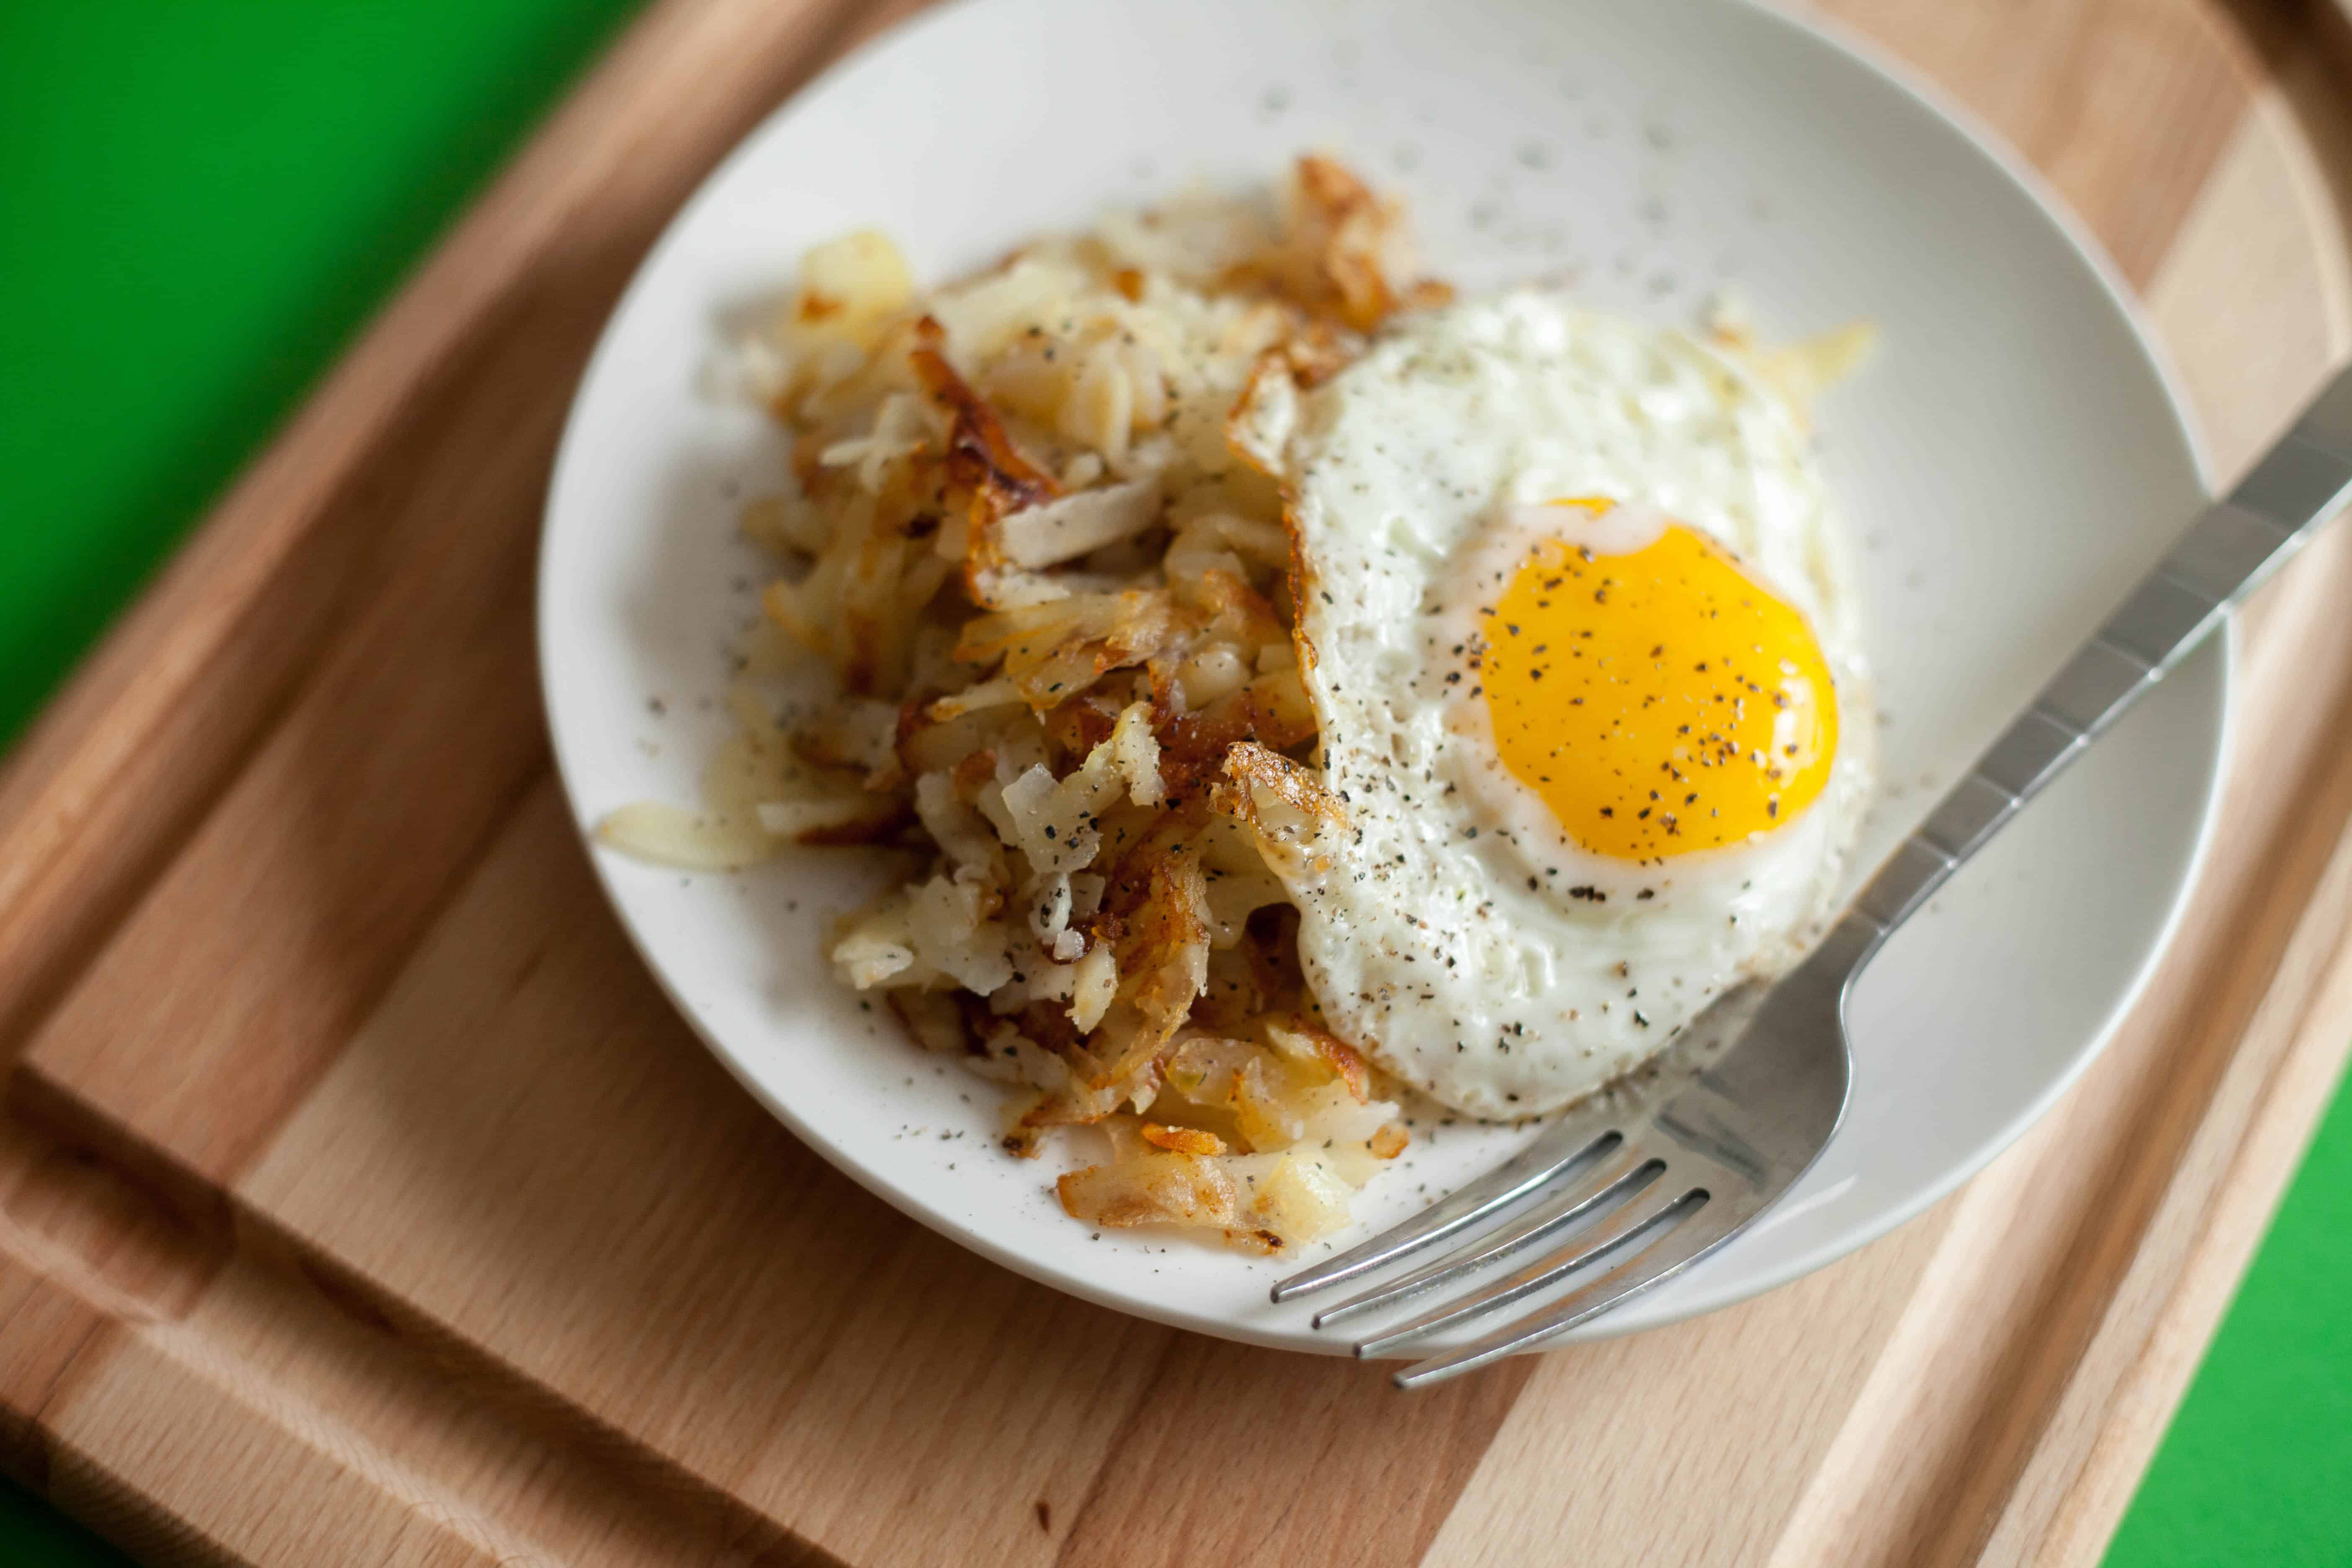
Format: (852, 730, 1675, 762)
(601, 157, 1440, 1251)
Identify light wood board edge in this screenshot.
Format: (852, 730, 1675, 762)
(1997, 81, 2352, 1565)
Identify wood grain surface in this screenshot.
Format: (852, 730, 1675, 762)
(2, 1, 2349, 1563)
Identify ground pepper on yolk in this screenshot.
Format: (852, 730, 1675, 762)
(1479, 523, 1838, 859)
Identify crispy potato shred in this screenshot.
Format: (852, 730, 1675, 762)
(597, 156, 1439, 1252)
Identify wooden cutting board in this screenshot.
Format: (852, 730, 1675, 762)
(3, 1, 2350, 1563)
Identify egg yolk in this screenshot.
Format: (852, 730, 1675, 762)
(1479, 515, 1838, 860)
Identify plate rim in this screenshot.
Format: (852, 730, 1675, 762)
(535, 0, 2231, 1354)
(1542, 0, 2233, 1338)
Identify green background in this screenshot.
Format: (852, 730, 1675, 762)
(0, 3, 2347, 1563)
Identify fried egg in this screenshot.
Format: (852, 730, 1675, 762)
(1232, 293, 1873, 1117)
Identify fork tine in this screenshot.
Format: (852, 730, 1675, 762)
(1390, 1192, 1750, 1387)
(1352, 1178, 1705, 1359)
(1310, 1148, 1661, 1329)
(1269, 1116, 1623, 1303)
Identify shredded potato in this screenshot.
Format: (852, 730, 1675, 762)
(603, 157, 1454, 1250)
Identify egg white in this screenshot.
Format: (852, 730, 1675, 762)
(1233, 293, 1874, 1118)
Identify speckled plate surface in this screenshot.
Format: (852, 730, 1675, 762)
(539, 0, 2221, 1352)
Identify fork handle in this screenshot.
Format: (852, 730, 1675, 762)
(1849, 364, 2352, 943)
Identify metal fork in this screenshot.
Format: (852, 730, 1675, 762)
(1274, 364, 2352, 1388)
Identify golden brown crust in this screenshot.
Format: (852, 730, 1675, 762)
(1153, 671, 1317, 800)
(1218, 353, 1323, 683)
(909, 319, 1063, 613)
(1057, 1150, 1238, 1230)
(1089, 845, 1210, 1086)
(1215, 154, 1443, 335)
(1140, 1123, 1228, 1156)
(1266, 1015, 1371, 1103)
(952, 591, 1186, 713)
(1212, 740, 1346, 836)
(909, 322, 1061, 510)
(1292, 153, 1397, 330)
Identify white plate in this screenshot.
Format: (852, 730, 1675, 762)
(539, 0, 2223, 1353)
